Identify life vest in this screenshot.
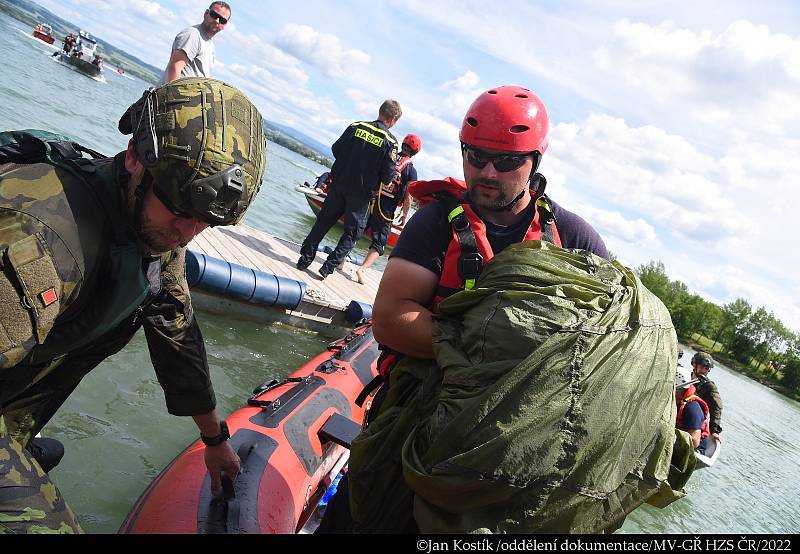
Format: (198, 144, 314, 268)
(676, 394, 710, 442)
(372, 155, 413, 222)
(0, 131, 161, 441)
(380, 155, 413, 199)
(411, 177, 563, 309)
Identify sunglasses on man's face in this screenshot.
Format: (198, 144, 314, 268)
(207, 8, 228, 24)
(461, 143, 536, 173)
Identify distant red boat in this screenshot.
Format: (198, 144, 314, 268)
(32, 23, 55, 44)
(296, 184, 403, 249)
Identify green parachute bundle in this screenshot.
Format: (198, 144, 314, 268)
(349, 241, 686, 533)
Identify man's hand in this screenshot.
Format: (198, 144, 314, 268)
(711, 432, 722, 443)
(204, 441, 241, 496)
(193, 410, 240, 496)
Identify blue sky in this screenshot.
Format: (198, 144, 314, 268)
(34, 0, 800, 331)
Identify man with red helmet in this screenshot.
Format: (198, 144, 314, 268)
(316, 86, 610, 533)
(373, 85, 609, 358)
(354, 133, 421, 285)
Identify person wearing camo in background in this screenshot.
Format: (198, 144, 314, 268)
(690, 351, 724, 442)
(0, 77, 266, 533)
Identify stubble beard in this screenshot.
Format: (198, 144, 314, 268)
(471, 179, 514, 210)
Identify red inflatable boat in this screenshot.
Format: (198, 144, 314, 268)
(119, 324, 379, 534)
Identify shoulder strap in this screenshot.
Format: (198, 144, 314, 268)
(437, 194, 483, 291)
(536, 194, 556, 245)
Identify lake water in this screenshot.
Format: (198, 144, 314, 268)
(2, 15, 799, 534)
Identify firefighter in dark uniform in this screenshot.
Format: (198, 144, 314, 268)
(355, 134, 421, 285)
(0, 77, 267, 533)
(296, 100, 401, 279)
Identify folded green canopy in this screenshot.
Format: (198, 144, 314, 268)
(349, 241, 686, 533)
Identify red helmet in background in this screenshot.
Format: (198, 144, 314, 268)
(402, 134, 422, 153)
(459, 85, 549, 154)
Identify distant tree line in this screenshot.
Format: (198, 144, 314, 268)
(264, 129, 333, 168)
(636, 261, 800, 398)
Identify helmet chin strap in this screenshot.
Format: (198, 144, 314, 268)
(482, 188, 527, 212)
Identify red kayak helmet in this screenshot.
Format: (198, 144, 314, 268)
(459, 86, 549, 154)
(402, 133, 422, 153)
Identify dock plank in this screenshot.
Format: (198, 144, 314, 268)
(187, 225, 383, 331)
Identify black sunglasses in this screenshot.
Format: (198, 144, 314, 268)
(461, 143, 537, 173)
(207, 8, 228, 24)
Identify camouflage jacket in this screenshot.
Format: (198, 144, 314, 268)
(695, 376, 723, 434)
(0, 156, 214, 445)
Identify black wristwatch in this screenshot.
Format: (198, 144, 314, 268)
(200, 420, 230, 446)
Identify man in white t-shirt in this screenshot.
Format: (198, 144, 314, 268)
(163, 2, 230, 83)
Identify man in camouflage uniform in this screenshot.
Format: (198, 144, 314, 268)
(691, 351, 724, 440)
(0, 77, 266, 533)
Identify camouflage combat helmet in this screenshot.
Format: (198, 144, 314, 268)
(692, 351, 714, 369)
(119, 77, 266, 225)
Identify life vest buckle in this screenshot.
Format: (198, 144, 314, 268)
(458, 252, 484, 280)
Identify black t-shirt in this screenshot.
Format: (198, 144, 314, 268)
(391, 197, 610, 275)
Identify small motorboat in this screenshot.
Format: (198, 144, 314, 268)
(55, 30, 103, 78)
(695, 436, 721, 469)
(296, 183, 404, 249)
(119, 323, 380, 534)
(32, 23, 55, 44)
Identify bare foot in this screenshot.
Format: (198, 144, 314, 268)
(355, 269, 365, 285)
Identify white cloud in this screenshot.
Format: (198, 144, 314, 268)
(547, 114, 754, 245)
(274, 23, 370, 79)
(593, 19, 800, 142)
(437, 71, 481, 126)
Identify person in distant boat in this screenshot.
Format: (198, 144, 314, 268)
(163, 1, 230, 83)
(691, 351, 723, 442)
(61, 32, 75, 54)
(92, 54, 103, 68)
(296, 100, 401, 280)
(312, 171, 332, 192)
(354, 134, 421, 285)
(0, 78, 266, 533)
(675, 366, 710, 452)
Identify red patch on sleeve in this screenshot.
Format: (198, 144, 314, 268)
(39, 287, 58, 307)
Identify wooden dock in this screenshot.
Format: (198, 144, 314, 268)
(188, 224, 382, 333)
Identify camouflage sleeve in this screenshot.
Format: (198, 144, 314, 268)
(706, 380, 723, 434)
(141, 247, 216, 416)
(0, 211, 81, 369)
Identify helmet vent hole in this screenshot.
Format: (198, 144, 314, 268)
(510, 125, 529, 134)
(514, 94, 528, 99)
(466, 117, 478, 127)
(487, 90, 498, 95)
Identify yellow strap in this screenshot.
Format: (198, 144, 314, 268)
(447, 206, 465, 222)
(374, 182, 394, 222)
(464, 278, 476, 290)
(536, 197, 552, 211)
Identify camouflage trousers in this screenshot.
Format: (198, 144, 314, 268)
(0, 416, 82, 534)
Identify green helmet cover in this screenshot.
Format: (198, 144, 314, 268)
(119, 77, 267, 225)
(692, 351, 714, 369)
